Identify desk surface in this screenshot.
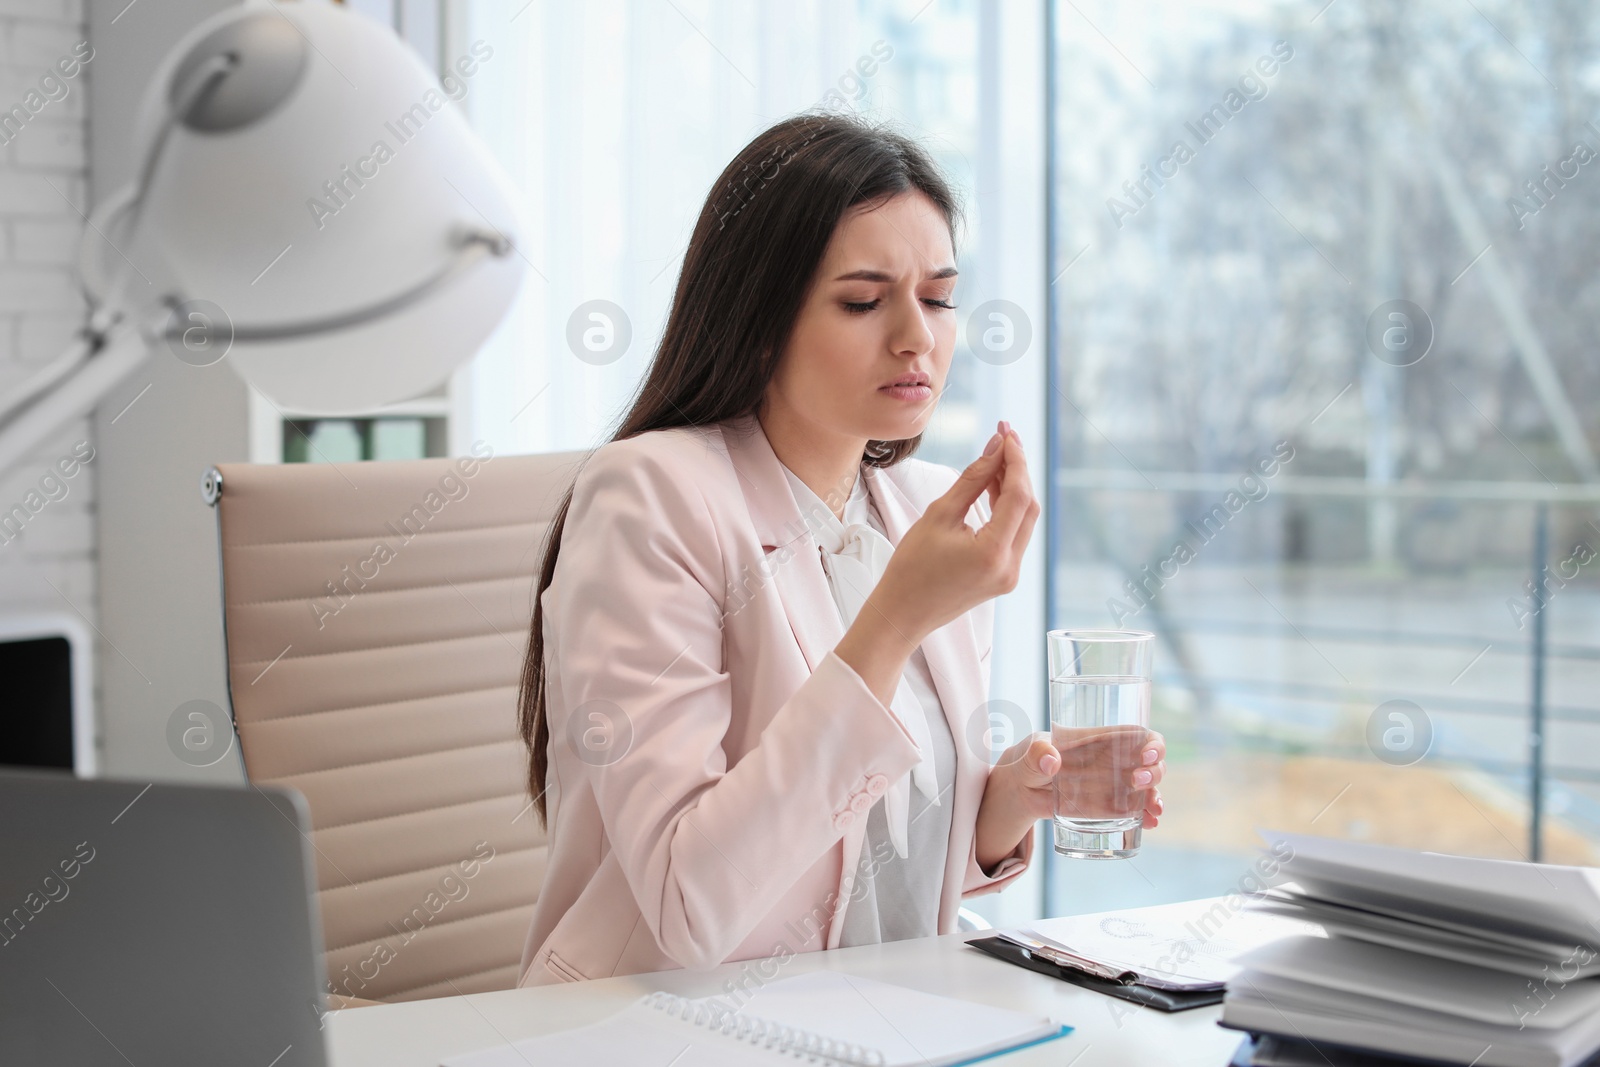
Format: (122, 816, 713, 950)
(327, 929, 1248, 1066)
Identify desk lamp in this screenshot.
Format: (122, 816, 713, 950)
(0, 0, 527, 472)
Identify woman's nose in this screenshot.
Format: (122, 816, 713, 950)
(889, 292, 936, 355)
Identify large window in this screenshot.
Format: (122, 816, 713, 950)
(1046, 0, 1600, 913)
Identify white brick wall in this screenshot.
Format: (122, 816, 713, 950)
(0, 0, 96, 621)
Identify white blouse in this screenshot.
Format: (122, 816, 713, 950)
(778, 461, 956, 946)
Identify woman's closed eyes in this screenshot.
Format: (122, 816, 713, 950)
(842, 297, 957, 314)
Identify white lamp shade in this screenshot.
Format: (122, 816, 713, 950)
(126, 0, 527, 414)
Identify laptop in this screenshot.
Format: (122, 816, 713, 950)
(0, 770, 329, 1066)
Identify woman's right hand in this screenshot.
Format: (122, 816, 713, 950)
(869, 422, 1039, 644)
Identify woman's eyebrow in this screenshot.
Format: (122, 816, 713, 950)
(832, 266, 959, 282)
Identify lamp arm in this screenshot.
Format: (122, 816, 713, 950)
(0, 322, 149, 475)
(76, 186, 140, 308)
(0, 329, 95, 428)
(89, 53, 239, 318)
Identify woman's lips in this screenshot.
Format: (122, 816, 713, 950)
(879, 384, 932, 401)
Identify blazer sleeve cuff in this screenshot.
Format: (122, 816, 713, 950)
(824, 647, 925, 753)
(962, 822, 1033, 897)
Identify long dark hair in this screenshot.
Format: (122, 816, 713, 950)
(518, 110, 964, 826)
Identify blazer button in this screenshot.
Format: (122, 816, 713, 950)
(850, 793, 872, 814)
(833, 810, 855, 832)
(865, 774, 889, 797)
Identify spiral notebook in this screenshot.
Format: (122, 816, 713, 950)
(440, 970, 1072, 1067)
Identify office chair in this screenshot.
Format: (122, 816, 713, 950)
(205, 448, 584, 1002)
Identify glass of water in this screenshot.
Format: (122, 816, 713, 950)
(1048, 629, 1154, 859)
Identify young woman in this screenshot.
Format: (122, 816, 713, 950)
(515, 112, 1165, 987)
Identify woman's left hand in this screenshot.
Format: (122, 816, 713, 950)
(1005, 729, 1166, 827)
(974, 729, 1166, 872)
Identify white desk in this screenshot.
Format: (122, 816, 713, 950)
(328, 928, 1249, 1066)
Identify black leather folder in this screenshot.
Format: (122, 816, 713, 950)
(963, 934, 1225, 1012)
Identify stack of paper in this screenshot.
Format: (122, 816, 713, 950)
(1223, 831, 1600, 1067)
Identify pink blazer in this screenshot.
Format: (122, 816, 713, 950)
(517, 411, 1033, 987)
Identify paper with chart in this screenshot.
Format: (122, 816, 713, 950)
(1015, 898, 1322, 988)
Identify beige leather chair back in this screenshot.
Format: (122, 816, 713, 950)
(205, 448, 586, 1002)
